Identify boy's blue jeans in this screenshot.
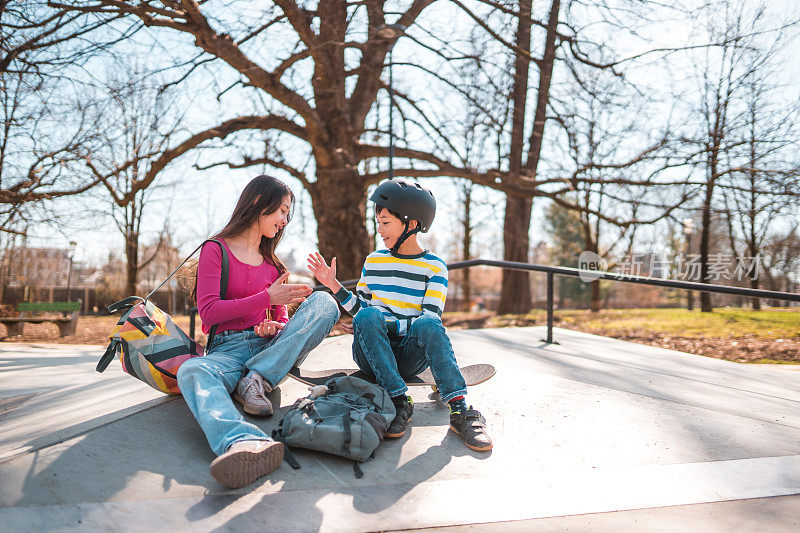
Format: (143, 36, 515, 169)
(352, 306, 467, 402)
(177, 292, 339, 456)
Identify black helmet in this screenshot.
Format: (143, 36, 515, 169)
(369, 179, 436, 232)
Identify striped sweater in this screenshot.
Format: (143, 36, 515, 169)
(334, 249, 448, 336)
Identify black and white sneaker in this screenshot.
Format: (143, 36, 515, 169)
(450, 406, 493, 451)
(386, 396, 413, 438)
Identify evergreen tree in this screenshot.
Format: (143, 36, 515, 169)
(544, 201, 589, 307)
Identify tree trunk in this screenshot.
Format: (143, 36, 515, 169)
(699, 180, 714, 313)
(498, 0, 560, 314)
(309, 165, 370, 282)
(590, 280, 600, 312)
(687, 224, 694, 310)
(125, 231, 138, 296)
(750, 276, 761, 310)
(498, 0, 532, 315)
(306, 0, 372, 281)
(585, 219, 601, 313)
(748, 241, 760, 310)
(498, 195, 532, 314)
(462, 185, 472, 311)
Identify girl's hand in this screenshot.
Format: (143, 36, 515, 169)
(255, 320, 285, 338)
(267, 271, 312, 305)
(307, 252, 341, 291)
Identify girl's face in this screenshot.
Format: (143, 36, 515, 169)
(376, 208, 415, 249)
(258, 195, 292, 238)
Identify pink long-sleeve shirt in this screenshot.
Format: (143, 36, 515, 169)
(196, 239, 288, 334)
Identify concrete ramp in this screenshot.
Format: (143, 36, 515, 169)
(1, 327, 799, 531)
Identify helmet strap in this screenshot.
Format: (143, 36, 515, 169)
(390, 221, 421, 255)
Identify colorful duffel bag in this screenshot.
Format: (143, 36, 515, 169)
(95, 239, 228, 395)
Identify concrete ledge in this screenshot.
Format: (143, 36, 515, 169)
(2, 327, 799, 531)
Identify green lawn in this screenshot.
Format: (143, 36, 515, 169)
(460, 307, 800, 364)
(531, 308, 800, 339)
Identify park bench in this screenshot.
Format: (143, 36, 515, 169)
(0, 301, 81, 337)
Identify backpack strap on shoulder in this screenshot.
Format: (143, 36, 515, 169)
(204, 239, 229, 349)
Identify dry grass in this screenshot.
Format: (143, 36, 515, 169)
(446, 308, 800, 364)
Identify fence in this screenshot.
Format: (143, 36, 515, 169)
(189, 259, 800, 342)
(0, 286, 191, 316)
(447, 260, 800, 343)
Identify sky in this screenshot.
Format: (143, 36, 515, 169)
(18, 0, 800, 275)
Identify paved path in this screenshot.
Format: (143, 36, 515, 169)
(1, 327, 798, 532)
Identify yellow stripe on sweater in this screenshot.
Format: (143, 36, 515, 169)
(373, 295, 423, 311)
(365, 256, 443, 273)
(424, 290, 446, 303)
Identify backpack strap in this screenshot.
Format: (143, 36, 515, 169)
(96, 340, 120, 373)
(271, 428, 301, 469)
(107, 296, 144, 314)
(357, 392, 382, 412)
(204, 239, 229, 350)
(341, 412, 352, 456)
(138, 239, 229, 349)
(106, 239, 229, 351)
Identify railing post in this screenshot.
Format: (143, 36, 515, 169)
(546, 271, 554, 344)
(189, 308, 196, 339)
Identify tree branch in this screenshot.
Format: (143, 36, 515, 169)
(195, 154, 310, 188)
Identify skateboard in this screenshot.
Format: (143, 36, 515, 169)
(287, 363, 495, 391)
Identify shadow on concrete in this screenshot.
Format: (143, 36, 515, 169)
(13, 400, 217, 510)
(0, 352, 100, 371)
(12, 389, 481, 531)
(202, 425, 489, 531)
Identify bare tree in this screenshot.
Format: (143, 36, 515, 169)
(81, 68, 187, 295)
(720, 40, 800, 309)
(49, 0, 633, 282)
(452, 0, 698, 313)
(680, 2, 799, 312)
(759, 226, 800, 305)
(51, 0, 795, 297)
(0, 1, 136, 237)
(54, 0, 449, 278)
(448, 38, 504, 311)
(496, 0, 556, 314)
(0, 55, 109, 237)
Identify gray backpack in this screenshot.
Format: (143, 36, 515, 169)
(274, 376, 395, 477)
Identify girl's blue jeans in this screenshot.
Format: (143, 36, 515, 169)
(351, 306, 467, 402)
(177, 291, 340, 456)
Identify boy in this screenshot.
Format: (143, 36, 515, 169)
(307, 179, 492, 451)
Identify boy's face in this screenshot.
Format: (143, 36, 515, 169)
(376, 207, 415, 249)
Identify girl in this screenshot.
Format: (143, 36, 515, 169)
(177, 175, 340, 489)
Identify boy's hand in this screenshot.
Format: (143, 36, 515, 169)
(255, 320, 285, 338)
(307, 252, 341, 292)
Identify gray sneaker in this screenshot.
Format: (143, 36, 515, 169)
(233, 372, 273, 416)
(450, 407, 493, 451)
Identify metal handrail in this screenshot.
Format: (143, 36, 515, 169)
(189, 258, 800, 343)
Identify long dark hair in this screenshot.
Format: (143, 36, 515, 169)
(191, 175, 294, 300)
